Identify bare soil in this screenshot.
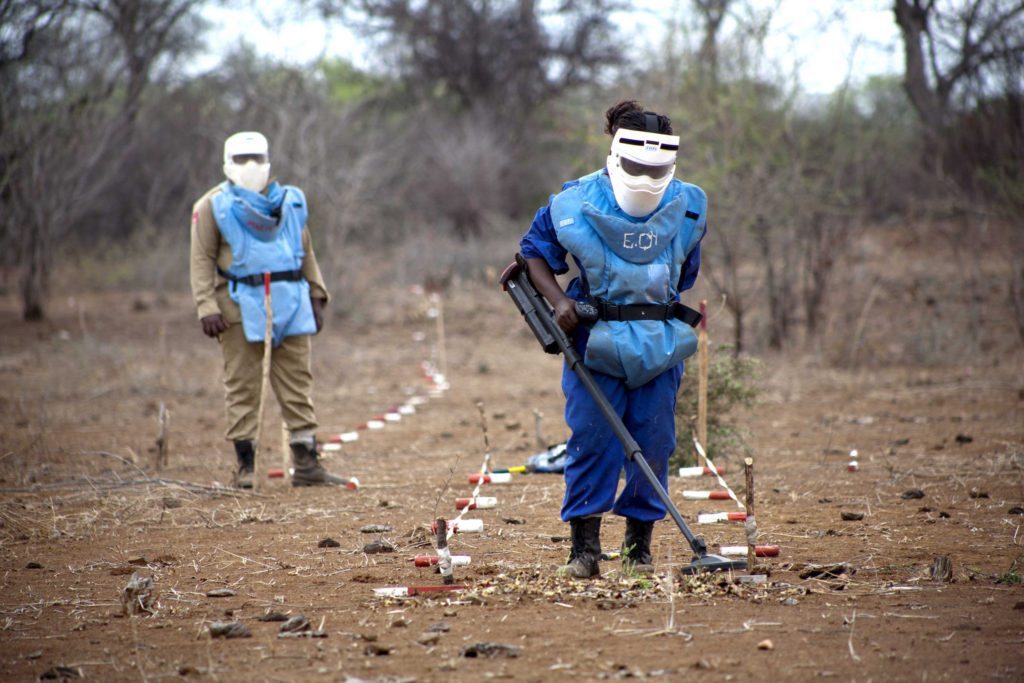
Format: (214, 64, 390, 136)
(0, 286, 1022, 682)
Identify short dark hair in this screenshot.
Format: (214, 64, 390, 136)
(604, 100, 673, 136)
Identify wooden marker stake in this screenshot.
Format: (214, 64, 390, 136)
(253, 272, 273, 492)
(744, 457, 756, 573)
(696, 300, 709, 467)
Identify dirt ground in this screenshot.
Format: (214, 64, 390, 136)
(1, 284, 1022, 682)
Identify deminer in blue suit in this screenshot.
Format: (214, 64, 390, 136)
(519, 100, 707, 578)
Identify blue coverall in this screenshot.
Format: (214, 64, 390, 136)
(519, 171, 704, 523)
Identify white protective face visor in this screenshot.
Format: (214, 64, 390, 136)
(606, 128, 680, 218)
(223, 131, 271, 192)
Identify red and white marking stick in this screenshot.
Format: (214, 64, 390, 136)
(268, 468, 285, 478)
(468, 472, 512, 485)
(413, 555, 471, 567)
(677, 465, 726, 478)
(326, 432, 359, 444)
(455, 496, 497, 510)
(431, 518, 483, 534)
(682, 490, 732, 500)
(697, 511, 748, 524)
(343, 477, 360, 491)
(357, 419, 385, 430)
(718, 545, 780, 557)
(384, 412, 402, 422)
(373, 584, 466, 598)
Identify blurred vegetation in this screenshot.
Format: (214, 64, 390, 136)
(1, 0, 1021, 362)
(671, 345, 761, 471)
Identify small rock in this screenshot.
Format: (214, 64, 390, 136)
(1009, 507, 1024, 515)
(364, 643, 392, 656)
(209, 621, 251, 639)
(901, 489, 926, 500)
(390, 616, 410, 628)
(318, 538, 341, 548)
(363, 540, 396, 554)
(417, 631, 441, 646)
(25, 562, 43, 569)
(781, 597, 799, 606)
(178, 665, 200, 676)
(428, 622, 450, 632)
(461, 642, 521, 658)
(840, 511, 864, 521)
(39, 666, 83, 679)
(968, 488, 989, 499)
(360, 524, 394, 534)
(501, 517, 526, 525)
(257, 611, 289, 622)
(443, 609, 458, 617)
(206, 588, 236, 598)
(954, 434, 973, 445)
(280, 615, 310, 633)
(757, 639, 774, 651)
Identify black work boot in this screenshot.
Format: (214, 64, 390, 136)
(290, 440, 356, 488)
(622, 518, 655, 575)
(557, 516, 602, 578)
(233, 440, 254, 489)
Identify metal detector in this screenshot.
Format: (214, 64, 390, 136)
(500, 253, 746, 575)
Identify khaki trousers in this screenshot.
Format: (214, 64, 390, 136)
(219, 323, 318, 442)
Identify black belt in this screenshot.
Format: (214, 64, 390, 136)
(594, 300, 702, 328)
(217, 267, 304, 287)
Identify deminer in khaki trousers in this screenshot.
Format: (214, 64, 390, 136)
(189, 130, 350, 489)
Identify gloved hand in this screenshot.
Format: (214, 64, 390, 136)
(311, 297, 326, 332)
(200, 314, 228, 338)
(552, 298, 579, 333)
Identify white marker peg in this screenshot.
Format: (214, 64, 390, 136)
(697, 511, 747, 524)
(339, 431, 359, 443)
(678, 465, 726, 478)
(455, 497, 497, 510)
(366, 419, 385, 430)
(413, 555, 471, 568)
(682, 490, 732, 500)
(399, 405, 416, 415)
(385, 412, 402, 422)
(321, 442, 342, 452)
(432, 518, 483, 534)
(468, 472, 512, 485)
(719, 545, 780, 557)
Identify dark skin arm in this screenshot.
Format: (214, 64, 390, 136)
(525, 257, 579, 333)
(201, 297, 326, 338)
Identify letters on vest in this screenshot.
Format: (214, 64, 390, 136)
(552, 171, 705, 389)
(212, 182, 317, 346)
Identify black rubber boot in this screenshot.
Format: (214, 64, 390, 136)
(290, 440, 354, 488)
(622, 518, 655, 574)
(233, 440, 254, 489)
(557, 516, 602, 578)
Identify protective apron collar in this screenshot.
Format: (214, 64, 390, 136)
(581, 193, 685, 264)
(226, 181, 286, 241)
(606, 128, 679, 218)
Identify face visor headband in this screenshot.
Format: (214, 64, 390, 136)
(610, 128, 679, 182)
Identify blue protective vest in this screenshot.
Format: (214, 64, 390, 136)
(551, 171, 705, 388)
(211, 182, 317, 347)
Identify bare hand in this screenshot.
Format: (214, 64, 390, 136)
(553, 298, 579, 333)
(311, 298, 325, 332)
(200, 314, 228, 338)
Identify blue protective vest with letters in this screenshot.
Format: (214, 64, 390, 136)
(211, 182, 316, 347)
(551, 171, 705, 388)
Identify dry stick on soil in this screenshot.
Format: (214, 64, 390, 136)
(155, 402, 169, 471)
(533, 409, 546, 450)
(253, 273, 273, 492)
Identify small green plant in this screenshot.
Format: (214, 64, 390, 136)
(998, 571, 1022, 585)
(671, 345, 761, 471)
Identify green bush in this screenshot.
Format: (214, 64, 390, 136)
(671, 345, 760, 471)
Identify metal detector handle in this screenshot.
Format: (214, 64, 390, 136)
(500, 255, 560, 354)
(574, 300, 599, 324)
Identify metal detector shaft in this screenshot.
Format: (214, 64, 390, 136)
(501, 254, 708, 558)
